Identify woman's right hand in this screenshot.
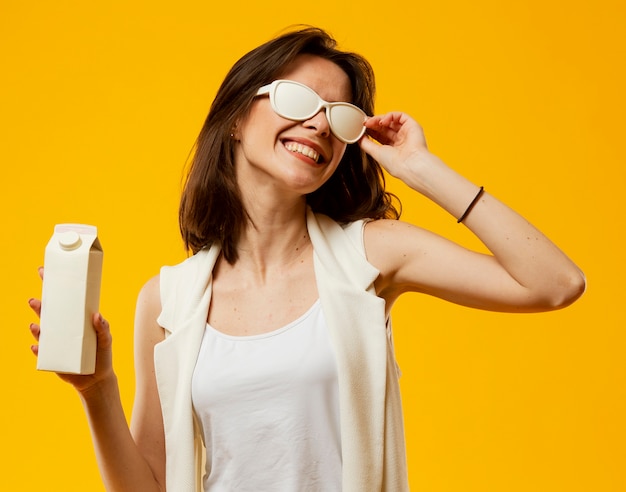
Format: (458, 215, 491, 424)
(28, 267, 115, 394)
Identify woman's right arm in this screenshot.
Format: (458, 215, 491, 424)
(29, 273, 166, 491)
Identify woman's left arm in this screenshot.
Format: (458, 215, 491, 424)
(359, 112, 586, 313)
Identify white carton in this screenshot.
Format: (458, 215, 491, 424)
(37, 224, 103, 375)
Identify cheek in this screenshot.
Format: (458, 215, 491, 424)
(330, 142, 348, 169)
(240, 111, 295, 148)
(239, 102, 276, 141)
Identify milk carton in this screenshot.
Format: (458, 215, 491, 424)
(37, 224, 103, 375)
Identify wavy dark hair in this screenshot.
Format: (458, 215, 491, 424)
(179, 26, 401, 263)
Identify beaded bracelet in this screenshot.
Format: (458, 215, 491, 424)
(457, 186, 485, 223)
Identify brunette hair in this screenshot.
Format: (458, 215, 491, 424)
(179, 26, 400, 263)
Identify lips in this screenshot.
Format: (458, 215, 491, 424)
(283, 140, 324, 164)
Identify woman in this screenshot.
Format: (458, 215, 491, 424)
(29, 27, 585, 491)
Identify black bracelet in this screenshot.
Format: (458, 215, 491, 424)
(457, 186, 485, 223)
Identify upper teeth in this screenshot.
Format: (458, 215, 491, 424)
(285, 142, 320, 163)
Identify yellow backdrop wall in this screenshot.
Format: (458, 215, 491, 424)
(2, 0, 624, 490)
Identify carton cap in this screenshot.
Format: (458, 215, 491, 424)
(58, 231, 82, 251)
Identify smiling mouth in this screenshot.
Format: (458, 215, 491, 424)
(284, 141, 323, 164)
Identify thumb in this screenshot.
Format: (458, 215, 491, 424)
(92, 313, 113, 349)
(359, 136, 393, 166)
(359, 135, 384, 160)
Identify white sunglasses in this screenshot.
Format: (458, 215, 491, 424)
(255, 79, 367, 144)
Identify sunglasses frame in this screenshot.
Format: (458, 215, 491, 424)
(255, 79, 367, 144)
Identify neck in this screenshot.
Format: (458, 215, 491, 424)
(234, 194, 311, 275)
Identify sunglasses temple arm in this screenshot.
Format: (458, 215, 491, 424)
(255, 85, 271, 97)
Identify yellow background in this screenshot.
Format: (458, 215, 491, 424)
(2, 0, 624, 490)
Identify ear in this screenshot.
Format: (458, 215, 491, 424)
(231, 120, 241, 141)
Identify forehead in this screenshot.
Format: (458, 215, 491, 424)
(276, 54, 353, 103)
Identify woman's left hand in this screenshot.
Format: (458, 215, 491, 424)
(359, 112, 438, 186)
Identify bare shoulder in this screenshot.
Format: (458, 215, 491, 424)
(363, 219, 430, 270)
(364, 218, 425, 240)
(135, 274, 164, 344)
(363, 218, 483, 304)
(137, 274, 161, 305)
(363, 219, 433, 300)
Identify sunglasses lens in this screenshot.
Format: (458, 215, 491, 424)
(328, 105, 366, 143)
(271, 81, 365, 143)
(273, 82, 319, 120)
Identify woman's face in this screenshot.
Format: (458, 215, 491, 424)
(234, 54, 353, 199)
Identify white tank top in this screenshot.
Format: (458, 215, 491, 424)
(191, 300, 342, 491)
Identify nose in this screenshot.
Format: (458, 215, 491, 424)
(303, 109, 331, 139)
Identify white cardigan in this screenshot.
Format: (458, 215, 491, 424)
(154, 210, 409, 491)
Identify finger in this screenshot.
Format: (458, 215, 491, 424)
(29, 322, 40, 341)
(38, 266, 44, 280)
(28, 298, 42, 317)
(359, 136, 392, 164)
(364, 115, 383, 128)
(365, 116, 407, 145)
(92, 313, 113, 348)
(365, 128, 397, 146)
(93, 312, 107, 330)
(369, 111, 403, 128)
(29, 321, 40, 356)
